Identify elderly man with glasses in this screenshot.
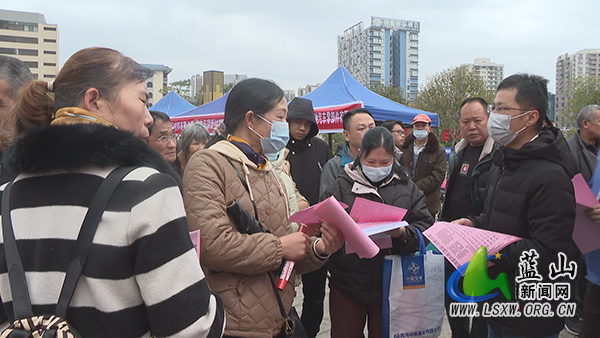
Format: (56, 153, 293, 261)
(148, 110, 182, 176)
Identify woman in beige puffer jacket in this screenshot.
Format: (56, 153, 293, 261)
(183, 78, 343, 338)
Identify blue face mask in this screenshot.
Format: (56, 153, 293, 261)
(413, 129, 428, 140)
(248, 114, 290, 156)
(265, 150, 280, 162)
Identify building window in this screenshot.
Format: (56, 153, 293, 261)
(19, 49, 38, 56)
(0, 48, 38, 56)
(24, 61, 38, 68)
(147, 81, 153, 88)
(43, 62, 56, 66)
(43, 74, 56, 78)
(0, 47, 16, 55)
(44, 50, 57, 55)
(43, 39, 57, 43)
(43, 26, 57, 31)
(0, 35, 38, 43)
(0, 20, 37, 32)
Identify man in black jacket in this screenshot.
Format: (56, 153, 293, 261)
(454, 74, 575, 337)
(441, 97, 499, 338)
(285, 97, 333, 338)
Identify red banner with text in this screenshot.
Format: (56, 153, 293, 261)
(170, 101, 363, 134)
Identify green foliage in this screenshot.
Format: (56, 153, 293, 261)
(412, 65, 495, 145)
(160, 79, 199, 105)
(562, 76, 600, 127)
(369, 83, 408, 105)
(223, 82, 234, 94)
(316, 133, 346, 154)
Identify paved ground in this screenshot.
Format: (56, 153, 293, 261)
(293, 280, 578, 338)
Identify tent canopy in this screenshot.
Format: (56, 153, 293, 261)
(150, 91, 196, 117)
(302, 66, 438, 127)
(176, 92, 229, 117)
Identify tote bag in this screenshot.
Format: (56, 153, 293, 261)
(382, 230, 445, 338)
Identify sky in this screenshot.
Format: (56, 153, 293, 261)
(8, 0, 600, 93)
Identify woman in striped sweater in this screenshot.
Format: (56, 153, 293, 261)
(0, 47, 224, 337)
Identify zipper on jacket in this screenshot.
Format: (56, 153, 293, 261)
(486, 163, 506, 228)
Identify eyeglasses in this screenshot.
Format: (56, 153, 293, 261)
(390, 129, 404, 135)
(487, 104, 530, 115)
(154, 134, 179, 144)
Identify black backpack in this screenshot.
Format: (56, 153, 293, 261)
(1, 166, 135, 338)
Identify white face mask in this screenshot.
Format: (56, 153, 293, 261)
(487, 111, 531, 146)
(361, 163, 393, 183)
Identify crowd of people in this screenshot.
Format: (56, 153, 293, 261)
(0, 47, 597, 338)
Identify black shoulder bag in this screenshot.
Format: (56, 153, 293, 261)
(1, 166, 136, 337)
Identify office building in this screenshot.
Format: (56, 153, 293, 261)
(470, 58, 504, 91)
(555, 49, 600, 127)
(203, 70, 224, 103)
(283, 90, 296, 102)
(337, 16, 420, 100)
(142, 64, 172, 105)
(191, 74, 202, 100)
(298, 83, 320, 97)
(224, 74, 247, 87)
(0, 9, 58, 80)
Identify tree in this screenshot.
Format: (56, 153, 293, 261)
(161, 79, 191, 98)
(561, 76, 600, 128)
(223, 82, 234, 94)
(412, 65, 495, 145)
(369, 83, 408, 105)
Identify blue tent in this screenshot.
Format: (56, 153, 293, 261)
(303, 66, 438, 126)
(150, 91, 196, 117)
(175, 92, 229, 117)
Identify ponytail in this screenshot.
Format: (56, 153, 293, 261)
(12, 80, 54, 134)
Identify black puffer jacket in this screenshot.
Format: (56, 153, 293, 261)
(471, 126, 576, 337)
(286, 100, 333, 205)
(322, 164, 434, 305)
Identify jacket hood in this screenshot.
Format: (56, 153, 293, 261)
(4, 124, 181, 185)
(286, 97, 318, 141)
(495, 126, 576, 177)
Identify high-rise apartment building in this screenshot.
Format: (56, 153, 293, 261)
(337, 17, 420, 100)
(0, 9, 58, 80)
(141, 64, 172, 105)
(470, 58, 504, 91)
(203, 70, 224, 103)
(555, 49, 600, 126)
